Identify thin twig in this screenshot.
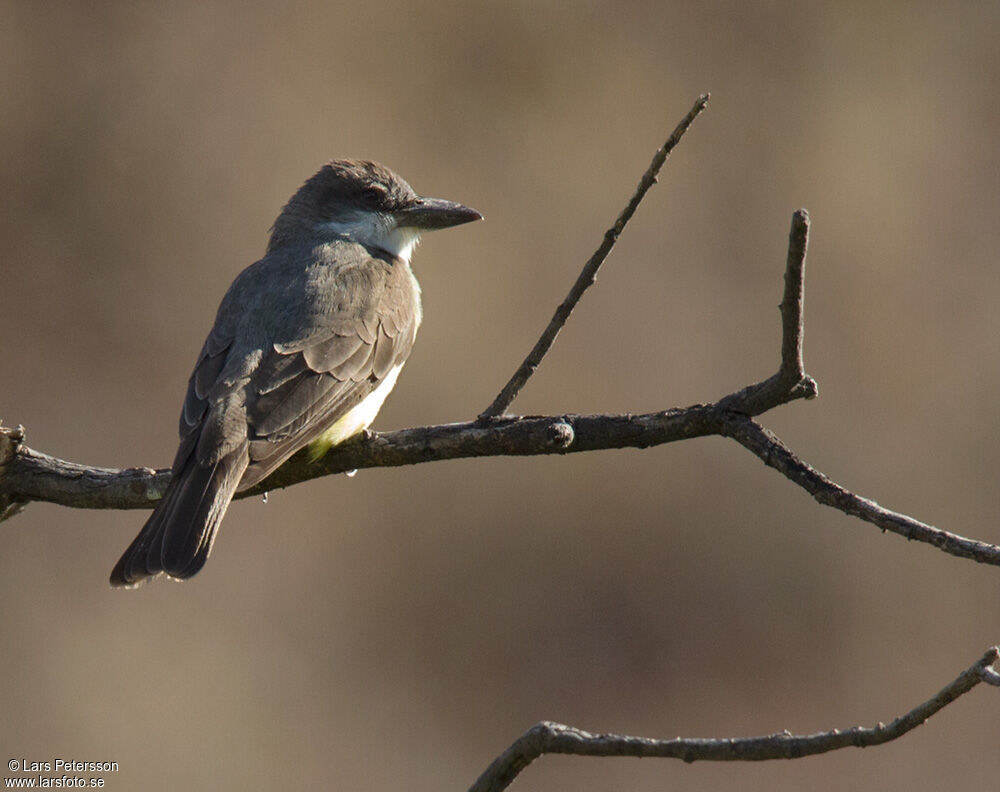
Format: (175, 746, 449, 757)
(719, 417, 1000, 565)
(478, 93, 710, 419)
(717, 209, 817, 415)
(468, 647, 1000, 792)
(781, 209, 809, 381)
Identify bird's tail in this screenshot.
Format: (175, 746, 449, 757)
(110, 452, 247, 588)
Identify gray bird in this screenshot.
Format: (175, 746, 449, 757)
(111, 160, 481, 587)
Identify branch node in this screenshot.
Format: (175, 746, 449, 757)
(545, 421, 575, 449)
(796, 376, 819, 400)
(980, 667, 1000, 687)
(0, 424, 29, 522)
(978, 647, 1000, 687)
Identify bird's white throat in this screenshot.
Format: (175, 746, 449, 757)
(317, 212, 422, 263)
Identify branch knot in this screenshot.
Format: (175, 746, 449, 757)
(0, 424, 28, 522)
(545, 421, 575, 449)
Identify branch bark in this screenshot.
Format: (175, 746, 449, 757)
(468, 647, 1000, 792)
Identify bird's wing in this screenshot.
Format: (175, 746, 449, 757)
(235, 261, 419, 490)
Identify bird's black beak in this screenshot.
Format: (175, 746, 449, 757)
(396, 197, 483, 230)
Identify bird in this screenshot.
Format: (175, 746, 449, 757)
(110, 159, 482, 587)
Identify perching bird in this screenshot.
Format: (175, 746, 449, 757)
(111, 160, 481, 587)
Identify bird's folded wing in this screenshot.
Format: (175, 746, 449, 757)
(239, 319, 414, 488)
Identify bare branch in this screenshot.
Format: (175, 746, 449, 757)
(717, 209, 817, 415)
(478, 93, 710, 419)
(781, 208, 810, 381)
(0, 409, 720, 512)
(0, 429, 168, 512)
(719, 416, 1000, 566)
(2, 109, 999, 574)
(3, 200, 1000, 570)
(5, 409, 1000, 567)
(468, 647, 1000, 792)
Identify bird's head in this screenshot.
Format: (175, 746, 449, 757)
(269, 159, 482, 261)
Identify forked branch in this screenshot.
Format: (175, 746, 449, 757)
(1, 94, 999, 582)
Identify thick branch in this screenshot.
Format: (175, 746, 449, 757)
(0, 407, 724, 510)
(4, 397, 999, 566)
(479, 93, 710, 419)
(469, 647, 1000, 792)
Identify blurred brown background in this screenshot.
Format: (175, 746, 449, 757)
(2, 2, 999, 790)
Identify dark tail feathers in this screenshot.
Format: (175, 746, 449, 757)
(110, 453, 247, 588)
